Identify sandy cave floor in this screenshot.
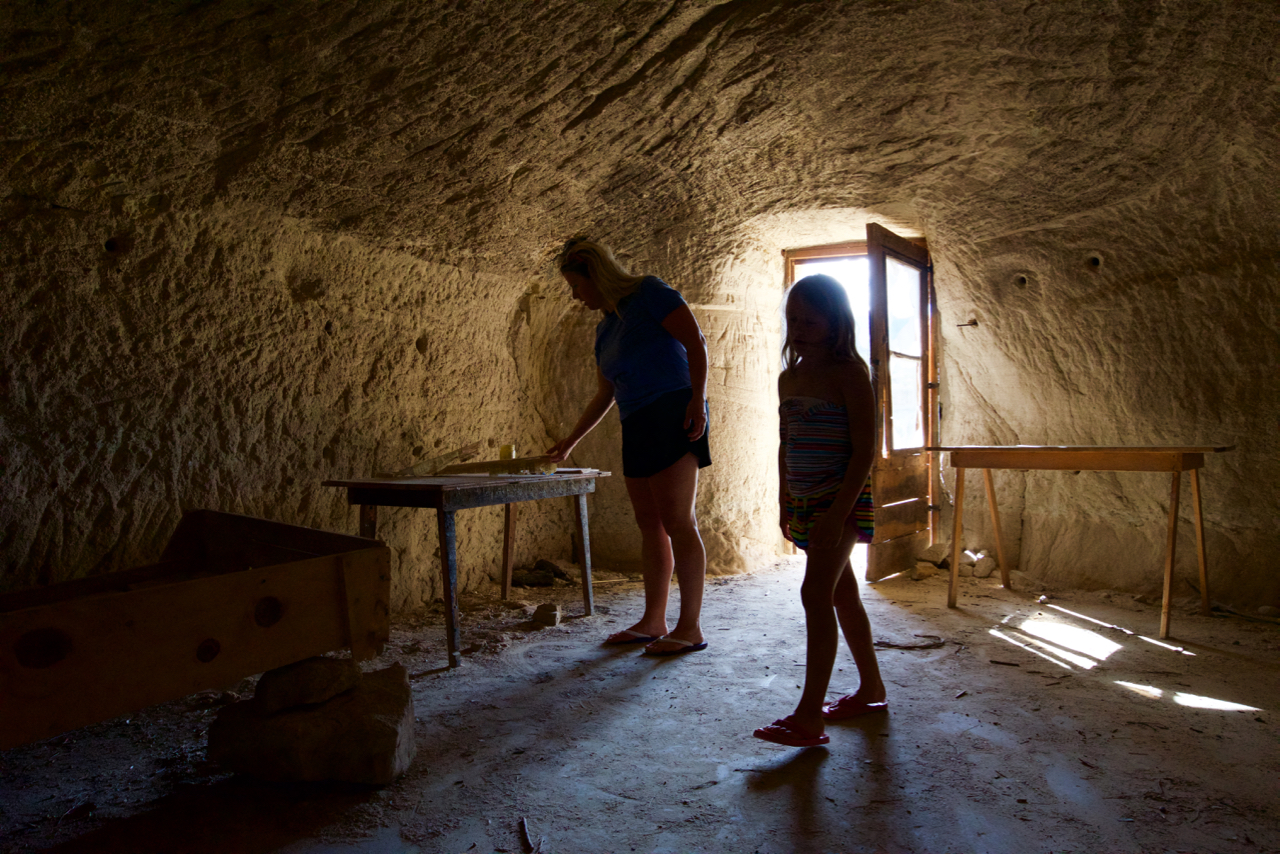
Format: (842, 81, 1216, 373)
(2, 556, 1278, 854)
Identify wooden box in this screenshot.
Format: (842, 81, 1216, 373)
(0, 510, 390, 750)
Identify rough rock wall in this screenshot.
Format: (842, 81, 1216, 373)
(934, 159, 1280, 606)
(3, 0, 1277, 611)
(1, 199, 581, 609)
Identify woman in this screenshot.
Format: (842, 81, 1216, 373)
(546, 238, 712, 656)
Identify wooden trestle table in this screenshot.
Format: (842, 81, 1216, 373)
(928, 446, 1233, 639)
(323, 470, 609, 668)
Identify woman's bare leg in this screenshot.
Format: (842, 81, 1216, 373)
(621, 474, 676, 639)
(640, 453, 706, 651)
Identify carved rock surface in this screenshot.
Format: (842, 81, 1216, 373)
(0, 1, 1276, 611)
(253, 656, 361, 716)
(208, 664, 415, 785)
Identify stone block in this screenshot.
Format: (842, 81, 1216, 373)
(911, 562, 938, 581)
(254, 656, 361, 716)
(533, 603, 561, 626)
(918, 543, 950, 566)
(208, 664, 416, 785)
(973, 556, 998, 579)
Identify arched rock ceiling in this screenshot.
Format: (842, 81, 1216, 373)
(6, 0, 1274, 268)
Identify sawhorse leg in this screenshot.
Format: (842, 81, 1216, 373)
(436, 509, 462, 668)
(1160, 471, 1181, 639)
(948, 467, 965, 608)
(983, 469, 1013, 587)
(1190, 469, 1211, 617)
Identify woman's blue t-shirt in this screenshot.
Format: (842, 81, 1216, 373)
(594, 276, 692, 419)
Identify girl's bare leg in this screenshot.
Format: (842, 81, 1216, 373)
(790, 526, 866, 736)
(639, 453, 706, 650)
(834, 554, 886, 704)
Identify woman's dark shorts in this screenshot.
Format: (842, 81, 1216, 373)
(621, 387, 712, 479)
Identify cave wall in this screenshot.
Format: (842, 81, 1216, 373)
(2, 0, 1277, 612)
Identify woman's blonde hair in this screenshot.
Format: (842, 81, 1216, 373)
(557, 237, 646, 307)
(782, 274, 871, 376)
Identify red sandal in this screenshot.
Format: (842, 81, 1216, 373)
(822, 696, 889, 720)
(753, 717, 829, 747)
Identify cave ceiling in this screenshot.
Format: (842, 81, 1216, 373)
(4, 0, 1275, 274)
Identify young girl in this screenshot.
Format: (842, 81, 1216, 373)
(753, 274, 887, 747)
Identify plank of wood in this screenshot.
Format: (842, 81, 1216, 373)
(929, 445, 1233, 453)
(872, 458, 929, 505)
(948, 449, 1204, 472)
(868, 529, 929, 580)
(873, 497, 928, 541)
(0, 537, 390, 750)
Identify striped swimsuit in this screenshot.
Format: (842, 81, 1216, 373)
(781, 396, 875, 550)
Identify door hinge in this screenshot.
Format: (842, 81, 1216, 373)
(926, 382, 939, 389)
(927, 504, 942, 511)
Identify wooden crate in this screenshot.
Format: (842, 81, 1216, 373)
(0, 510, 390, 750)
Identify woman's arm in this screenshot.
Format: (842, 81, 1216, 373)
(546, 368, 616, 462)
(806, 362, 877, 551)
(660, 303, 708, 439)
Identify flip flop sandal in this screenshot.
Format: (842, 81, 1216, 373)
(642, 636, 709, 656)
(753, 718, 830, 747)
(822, 696, 889, 720)
(604, 629, 659, 645)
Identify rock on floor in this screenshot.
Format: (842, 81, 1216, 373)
(208, 664, 415, 785)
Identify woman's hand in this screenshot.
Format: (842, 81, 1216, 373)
(683, 395, 707, 440)
(546, 437, 578, 463)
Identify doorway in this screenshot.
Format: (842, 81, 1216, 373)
(784, 224, 938, 581)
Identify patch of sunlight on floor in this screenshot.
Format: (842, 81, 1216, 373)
(1019, 619, 1123, 662)
(1138, 635, 1196, 656)
(989, 628, 1079, 670)
(1173, 692, 1260, 712)
(1115, 681, 1261, 712)
(1043, 602, 1135, 635)
(1116, 681, 1164, 700)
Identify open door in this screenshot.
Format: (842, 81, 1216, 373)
(866, 223, 936, 581)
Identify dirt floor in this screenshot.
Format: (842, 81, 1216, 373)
(2, 554, 1278, 854)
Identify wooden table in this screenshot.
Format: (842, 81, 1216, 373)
(929, 446, 1232, 638)
(323, 470, 609, 667)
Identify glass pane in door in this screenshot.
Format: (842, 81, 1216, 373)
(886, 257, 922, 357)
(888, 355, 923, 448)
(886, 255, 923, 449)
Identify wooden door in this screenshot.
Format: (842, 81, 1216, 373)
(866, 223, 935, 581)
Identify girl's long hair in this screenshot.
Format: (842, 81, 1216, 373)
(557, 238, 646, 308)
(782, 274, 871, 376)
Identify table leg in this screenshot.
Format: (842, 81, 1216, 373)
(359, 504, 377, 540)
(574, 493, 594, 616)
(1190, 469, 1210, 616)
(982, 469, 1013, 588)
(502, 503, 518, 601)
(948, 467, 965, 608)
(435, 509, 462, 668)
(1160, 472, 1181, 639)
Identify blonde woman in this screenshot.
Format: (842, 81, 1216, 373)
(546, 238, 711, 656)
